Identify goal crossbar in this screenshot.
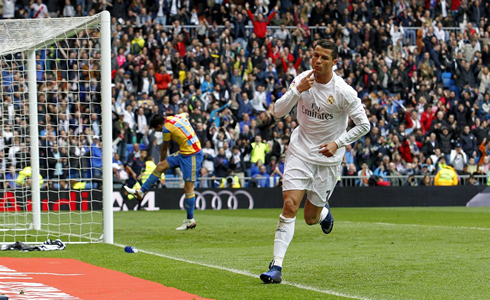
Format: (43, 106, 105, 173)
(0, 15, 101, 57)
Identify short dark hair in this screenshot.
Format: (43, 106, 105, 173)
(315, 39, 338, 60)
(149, 114, 165, 129)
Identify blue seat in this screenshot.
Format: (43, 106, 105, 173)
(125, 143, 147, 158)
(125, 144, 133, 159)
(442, 72, 452, 79)
(443, 78, 455, 88)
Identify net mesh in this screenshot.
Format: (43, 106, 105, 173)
(0, 14, 105, 244)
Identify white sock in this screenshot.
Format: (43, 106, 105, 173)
(317, 207, 329, 224)
(273, 214, 296, 268)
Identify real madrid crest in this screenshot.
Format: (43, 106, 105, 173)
(327, 95, 335, 104)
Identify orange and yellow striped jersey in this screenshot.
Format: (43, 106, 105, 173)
(163, 114, 201, 155)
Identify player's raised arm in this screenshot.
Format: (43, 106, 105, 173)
(274, 70, 315, 118)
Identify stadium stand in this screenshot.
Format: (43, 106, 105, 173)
(1, 0, 489, 188)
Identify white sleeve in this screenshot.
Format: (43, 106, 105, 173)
(334, 88, 370, 148)
(274, 75, 302, 118)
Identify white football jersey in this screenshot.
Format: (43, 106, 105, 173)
(274, 70, 369, 166)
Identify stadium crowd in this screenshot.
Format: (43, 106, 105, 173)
(1, 0, 490, 188)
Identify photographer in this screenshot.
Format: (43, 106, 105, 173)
(403, 174, 418, 186)
(219, 169, 241, 188)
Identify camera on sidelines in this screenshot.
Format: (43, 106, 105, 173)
(225, 176, 235, 187)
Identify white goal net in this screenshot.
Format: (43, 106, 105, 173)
(0, 12, 113, 244)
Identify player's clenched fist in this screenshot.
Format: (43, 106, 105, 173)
(296, 70, 315, 93)
(318, 141, 338, 157)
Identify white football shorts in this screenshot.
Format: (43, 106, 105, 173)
(282, 152, 340, 207)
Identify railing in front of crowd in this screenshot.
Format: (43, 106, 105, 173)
(337, 174, 486, 186)
(112, 174, 487, 189)
(178, 25, 463, 47)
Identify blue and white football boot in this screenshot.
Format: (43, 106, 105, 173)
(320, 201, 334, 234)
(260, 261, 282, 284)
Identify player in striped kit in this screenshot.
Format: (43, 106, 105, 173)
(260, 40, 370, 283)
(125, 113, 203, 230)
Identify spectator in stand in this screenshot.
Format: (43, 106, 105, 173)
(63, 0, 75, 17)
(387, 162, 403, 186)
(419, 174, 432, 186)
(423, 132, 439, 158)
(450, 143, 468, 173)
(85, 136, 103, 181)
(214, 147, 230, 179)
(437, 126, 453, 162)
(31, 0, 49, 18)
(466, 173, 479, 185)
(467, 157, 478, 174)
(245, 2, 278, 47)
(5, 165, 18, 189)
(373, 163, 388, 181)
(357, 163, 373, 187)
(201, 140, 216, 175)
(399, 134, 422, 163)
(250, 135, 270, 165)
(252, 165, 270, 188)
(197, 167, 213, 188)
(460, 125, 477, 158)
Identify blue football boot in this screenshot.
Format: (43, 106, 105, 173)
(320, 202, 334, 234)
(260, 261, 282, 284)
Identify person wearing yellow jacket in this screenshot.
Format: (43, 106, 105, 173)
(219, 175, 241, 188)
(434, 164, 459, 186)
(130, 31, 145, 54)
(127, 159, 165, 200)
(250, 135, 270, 164)
(16, 166, 44, 188)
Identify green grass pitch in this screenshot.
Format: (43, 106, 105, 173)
(2, 207, 490, 299)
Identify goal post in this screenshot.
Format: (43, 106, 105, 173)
(0, 11, 113, 244)
(27, 49, 41, 231)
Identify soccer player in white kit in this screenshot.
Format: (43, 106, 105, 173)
(260, 39, 370, 284)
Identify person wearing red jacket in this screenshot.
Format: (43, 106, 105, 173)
(154, 65, 172, 91)
(399, 134, 422, 163)
(420, 104, 435, 134)
(246, 2, 277, 46)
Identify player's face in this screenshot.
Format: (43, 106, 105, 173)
(155, 124, 164, 132)
(155, 117, 166, 132)
(312, 46, 337, 76)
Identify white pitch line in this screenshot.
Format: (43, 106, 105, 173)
(114, 243, 371, 300)
(340, 221, 490, 231)
(23, 272, 84, 276)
